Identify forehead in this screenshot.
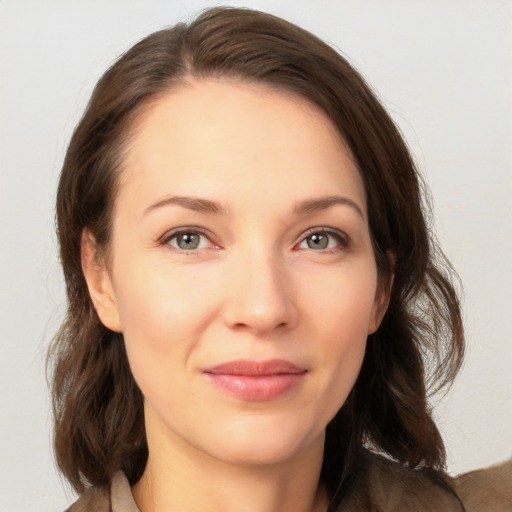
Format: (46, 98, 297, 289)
(118, 79, 366, 214)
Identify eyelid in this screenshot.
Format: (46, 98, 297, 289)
(295, 226, 351, 251)
(157, 225, 350, 252)
(158, 226, 219, 250)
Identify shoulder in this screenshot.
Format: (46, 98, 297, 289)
(64, 472, 140, 512)
(338, 450, 463, 512)
(61, 456, 512, 512)
(64, 484, 110, 512)
(453, 458, 512, 512)
(339, 450, 512, 512)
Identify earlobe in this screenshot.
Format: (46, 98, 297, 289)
(81, 229, 122, 333)
(368, 251, 395, 334)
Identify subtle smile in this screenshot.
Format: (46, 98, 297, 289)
(202, 359, 307, 400)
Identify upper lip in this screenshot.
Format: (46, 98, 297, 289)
(203, 359, 307, 376)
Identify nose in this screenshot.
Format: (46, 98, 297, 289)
(222, 250, 298, 335)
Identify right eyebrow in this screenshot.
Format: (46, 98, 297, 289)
(143, 195, 227, 216)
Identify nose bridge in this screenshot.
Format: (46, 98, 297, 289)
(223, 239, 296, 333)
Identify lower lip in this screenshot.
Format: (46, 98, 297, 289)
(204, 373, 306, 400)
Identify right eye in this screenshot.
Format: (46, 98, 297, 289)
(163, 229, 214, 252)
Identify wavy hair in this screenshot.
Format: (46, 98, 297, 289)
(48, 7, 464, 509)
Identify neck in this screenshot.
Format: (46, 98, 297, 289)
(132, 413, 328, 512)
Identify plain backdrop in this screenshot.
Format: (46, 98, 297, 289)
(0, 1, 511, 510)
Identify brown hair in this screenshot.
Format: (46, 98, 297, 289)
(49, 6, 464, 508)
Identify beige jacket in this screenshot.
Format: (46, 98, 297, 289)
(65, 452, 512, 512)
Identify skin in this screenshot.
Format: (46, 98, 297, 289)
(83, 79, 391, 512)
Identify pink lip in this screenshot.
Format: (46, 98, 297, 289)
(203, 359, 307, 400)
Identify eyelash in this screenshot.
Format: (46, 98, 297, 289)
(159, 227, 217, 254)
(297, 227, 351, 253)
(158, 227, 350, 254)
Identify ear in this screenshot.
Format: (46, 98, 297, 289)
(81, 229, 122, 332)
(368, 251, 395, 334)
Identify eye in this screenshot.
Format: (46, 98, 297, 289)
(297, 229, 349, 252)
(162, 229, 215, 252)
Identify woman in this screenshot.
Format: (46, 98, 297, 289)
(49, 7, 506, 512)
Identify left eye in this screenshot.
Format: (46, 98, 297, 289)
(167, 231, 211, 251)
(297, 231, 346, 251)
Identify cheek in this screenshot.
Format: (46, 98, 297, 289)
(304, 262, 379, 343)
(113, 254, 213, 341)
(110, 256, 217, 393)
(303, 264, 378, 400)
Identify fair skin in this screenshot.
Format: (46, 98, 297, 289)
(82, 79, 391, 512)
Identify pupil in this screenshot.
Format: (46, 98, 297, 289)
(308, 233, 328, 249)
(178, 233, 200, 250)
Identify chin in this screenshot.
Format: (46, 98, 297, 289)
(200, 415, 324, 467)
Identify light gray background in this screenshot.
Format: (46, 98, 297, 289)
(1, 1, 510, 510)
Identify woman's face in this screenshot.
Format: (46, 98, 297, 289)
(88, 80, 389, 467)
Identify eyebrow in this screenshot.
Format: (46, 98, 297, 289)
(143, 194, 364, 218)
(293, 195, 364, 218)
(143, 195, 227, 216)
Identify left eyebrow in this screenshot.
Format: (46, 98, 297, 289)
(293, 195, 364, 218)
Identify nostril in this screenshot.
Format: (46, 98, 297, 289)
(221, 266, 298, 334)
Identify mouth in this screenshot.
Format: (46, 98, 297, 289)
(202, 359, 307, 401)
